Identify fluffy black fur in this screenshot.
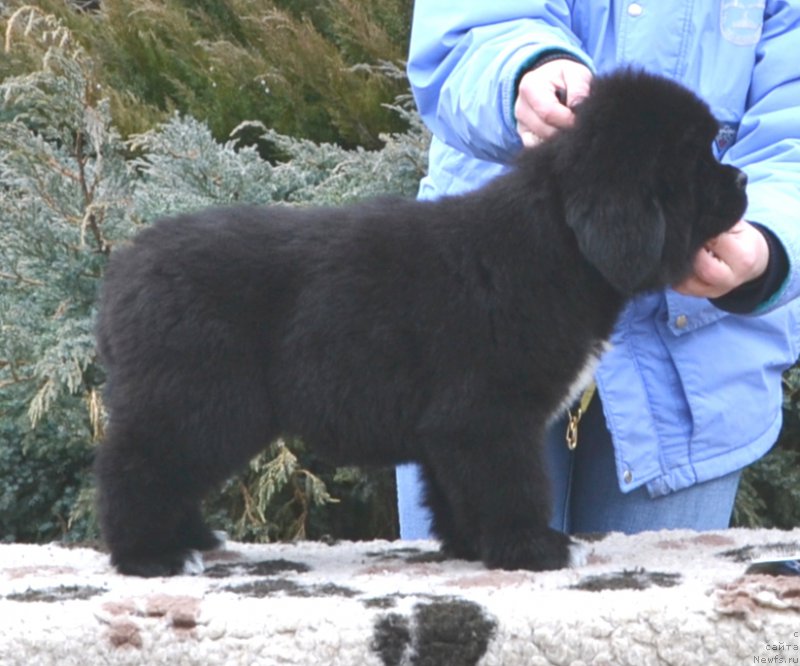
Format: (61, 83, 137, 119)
(94, 70, 748, 577)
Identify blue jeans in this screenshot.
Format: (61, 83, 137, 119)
(396, 395, 741, 539)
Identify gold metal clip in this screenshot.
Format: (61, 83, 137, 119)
(566, 409, 581, 450)
(565, 382, 597, 451)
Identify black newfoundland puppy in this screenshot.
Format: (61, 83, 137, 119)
(95, 69, 748, 577)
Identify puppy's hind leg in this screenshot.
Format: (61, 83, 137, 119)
(96, 367, 277, 577)
(94, 422, 212, 577)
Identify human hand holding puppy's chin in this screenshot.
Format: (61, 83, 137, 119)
(515, 59, 593, 146)
(673, 220, 770, 298)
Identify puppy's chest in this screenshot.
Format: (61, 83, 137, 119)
(549, 340, 610, 423)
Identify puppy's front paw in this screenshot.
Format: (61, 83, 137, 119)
(567, 539, 589, 568)
(482, 527, 574, 571)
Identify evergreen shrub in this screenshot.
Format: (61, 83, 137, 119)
(1, 0, 412, 149)
(0, 10, 427, 544)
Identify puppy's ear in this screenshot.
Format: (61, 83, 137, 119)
(553, 68, 690, 294)
(564, 192, 666, 295)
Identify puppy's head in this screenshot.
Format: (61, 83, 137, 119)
(550, 68, 747, 295)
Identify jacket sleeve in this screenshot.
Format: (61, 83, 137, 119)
(407, 2, 592, 164)
(724, 1, 800, 313)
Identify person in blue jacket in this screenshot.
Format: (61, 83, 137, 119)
(397, 1, 800, 539)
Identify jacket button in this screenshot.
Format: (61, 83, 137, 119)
(623, 469, 633, 484)
(675, 314, 688, 329)
(627, 3, 643, 17)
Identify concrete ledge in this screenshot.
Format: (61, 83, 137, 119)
(2, 528, 800, 665)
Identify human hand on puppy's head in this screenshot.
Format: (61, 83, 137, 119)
(515, 59, 593, 147)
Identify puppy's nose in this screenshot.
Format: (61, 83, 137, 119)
(736, 170, 748, 189)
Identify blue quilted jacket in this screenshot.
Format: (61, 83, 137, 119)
(407, 1, 800, 496)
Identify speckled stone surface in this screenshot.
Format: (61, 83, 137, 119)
(2, 529, 800, 665)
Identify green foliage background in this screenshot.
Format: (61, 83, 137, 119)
(1, 0, 411, 149)
(0, 0, 798, 547)
(0, 1, 422, 544)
